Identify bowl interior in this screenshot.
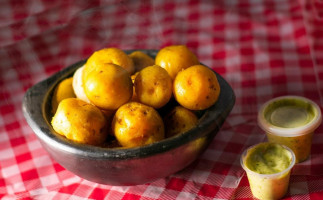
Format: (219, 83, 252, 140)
(22, 49, 235, 160)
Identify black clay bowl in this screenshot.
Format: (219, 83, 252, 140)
(22, 49, 235, 186)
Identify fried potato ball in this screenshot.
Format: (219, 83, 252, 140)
(164, 106, 198, 138)
(134, 65, 172, 109)
(73, 65, 115, 120)
(112, 102, 164, 148)
(72, 66, 91, 104)
(129, 51, 155, 72)
(84, 47, 135, 79)
(173, 65, 220, 110)
(51, 77, 76, 114)
(51, 98, 108, 145)
(83, 63, 133, 110)
(155, 45, 199, 80)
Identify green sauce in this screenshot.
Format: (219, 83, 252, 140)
(264, 98, 315, 128)
(245, 143, 292, 174)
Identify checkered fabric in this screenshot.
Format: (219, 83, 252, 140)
(1, 0, 322, 199)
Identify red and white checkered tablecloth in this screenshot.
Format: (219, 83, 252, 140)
(1, 0, 323, 199)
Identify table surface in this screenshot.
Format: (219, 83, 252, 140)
(1, 0, 323, 199)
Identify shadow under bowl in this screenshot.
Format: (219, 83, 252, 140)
(22, 49, 235, 186)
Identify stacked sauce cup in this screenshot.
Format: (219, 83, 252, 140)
(258, 96, 322, 163)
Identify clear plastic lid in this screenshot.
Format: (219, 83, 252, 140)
(258, 96, 322, 137)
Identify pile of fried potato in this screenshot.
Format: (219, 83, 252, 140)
(51, 45, 221, 148)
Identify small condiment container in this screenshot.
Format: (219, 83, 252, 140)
(241, 143, 296, 200)
(258, 96, 322, 163)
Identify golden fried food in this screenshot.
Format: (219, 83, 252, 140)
(84, 47, 135, 80)
(51, 77, 76, 114)
(164, 106, 198, 138)
(155, 45, 199, 79)
(134, 65, 172, 108)
(173, 65, 220, 110)
(51, 98, 108, 145)
(129, 51, 155, 72)
(49, 45, 224, 148)
(134, 65, 172, 109)
(112, 102, 164, 148)
(83, 63, 133, 110)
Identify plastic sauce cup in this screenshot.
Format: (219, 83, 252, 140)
(241, 143, 296, 200)
(258, 96, 322, 163)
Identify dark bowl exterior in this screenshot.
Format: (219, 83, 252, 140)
(22, 50, 235, 186)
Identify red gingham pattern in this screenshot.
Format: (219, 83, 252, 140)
(1, 0, 323, 199)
